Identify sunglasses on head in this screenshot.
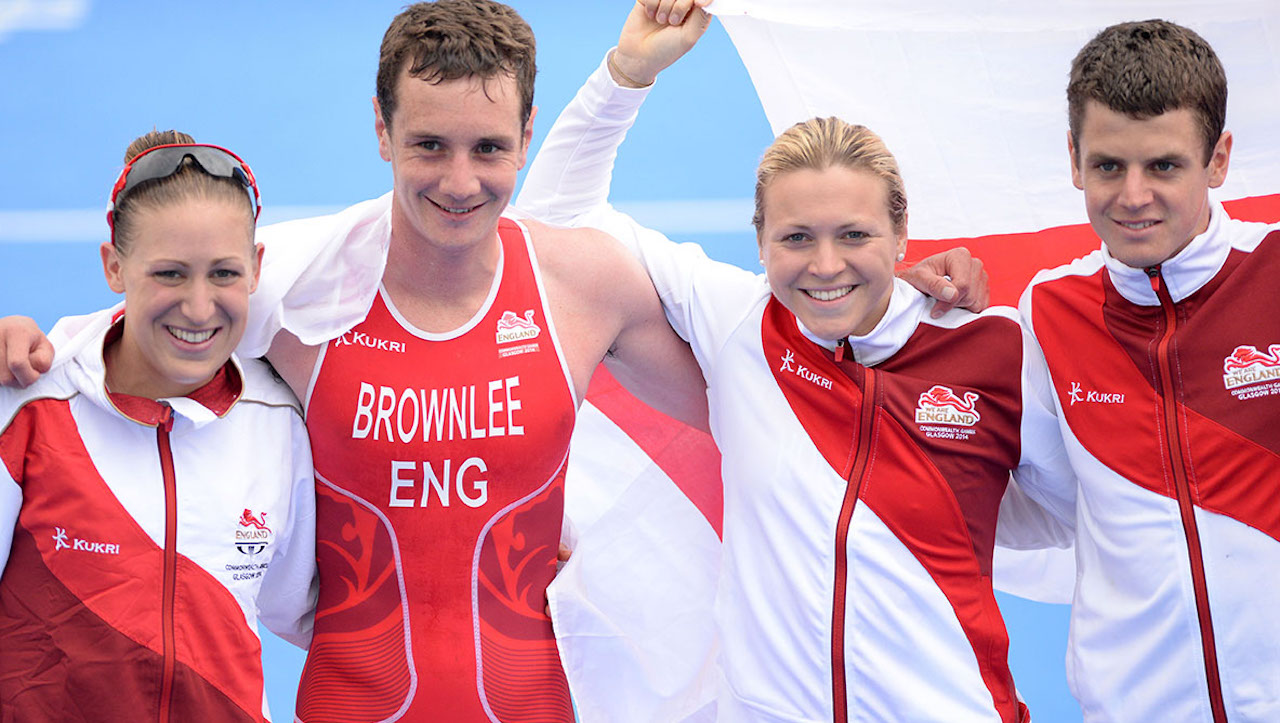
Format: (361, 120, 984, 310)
(106, 143, 261, 241)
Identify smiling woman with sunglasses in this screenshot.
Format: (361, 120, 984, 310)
(0, 130, 316, 722)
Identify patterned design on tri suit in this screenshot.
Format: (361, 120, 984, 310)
(296, 479, 413, 721)
(761, 298, 1028, 723)
(301, 217, 576, 722)
(476, 479, 573, 722)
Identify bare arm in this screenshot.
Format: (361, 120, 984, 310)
(604, 259, 711, 432)
(530, 222, 709, 432)
(265, 329, 322, 405)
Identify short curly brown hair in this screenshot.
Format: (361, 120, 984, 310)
(1068, 19, 1226, 165)
(376, 0, 536, 131)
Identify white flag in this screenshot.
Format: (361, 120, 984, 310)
(711, 0, 1280, 241)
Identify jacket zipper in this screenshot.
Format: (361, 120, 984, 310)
(156, 404, 177, 723)
(1147, 267, 1228, 723)
(830, 361, 877, 723)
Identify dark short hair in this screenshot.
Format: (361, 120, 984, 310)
(377, 0, 536, 131)
(1068, 19, 1226, 164)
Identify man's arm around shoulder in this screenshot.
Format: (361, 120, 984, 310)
(529, 221, 709, 431)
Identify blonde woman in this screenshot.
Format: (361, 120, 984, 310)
(518, 10, 1076, 720)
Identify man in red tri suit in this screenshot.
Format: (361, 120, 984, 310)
(1, 2, 703, 719)
(255, 3, 708, 720)
(0, 3, 986, 721)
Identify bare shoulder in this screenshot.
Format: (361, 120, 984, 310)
(519, 218, 667, 398)
(523, 219, 650, 313)
(518, 220, 709, 429)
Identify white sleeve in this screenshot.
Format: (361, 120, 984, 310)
(0, 456, 19, 573)
(516, 51, 650, 225)
(992, 468, 1076, 604)
(517, 51, 765, 369)
(47, 304, 121, 361)
(990, 295, 1081, 604)
(990, 545, 1076, 605)
(1008, 319, 1078, 535)
(256, 415, 318, 648)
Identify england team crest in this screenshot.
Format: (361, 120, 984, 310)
(234, 509, 273, 555)
(1222, 343, 1280, 399)
(915, 384, 981, 440)
(496, 310, 541, 344)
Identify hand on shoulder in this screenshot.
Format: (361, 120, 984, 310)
(899, 247, 991, 318)
(0, 316, 53, 388)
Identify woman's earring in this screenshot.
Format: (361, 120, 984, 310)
(896, 252, 906, 262)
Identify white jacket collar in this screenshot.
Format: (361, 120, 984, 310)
(1102, 200, 1230, 305)
(63, 310, 242, 429)
(796, 277, 927, 367)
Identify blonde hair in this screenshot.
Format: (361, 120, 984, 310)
(752, 117, 907, 236)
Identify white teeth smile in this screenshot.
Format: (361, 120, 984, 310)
(434, 199, 479, 214)
(168, 327, 215, 344)
(1119, 220, 1157, 230)
(806, 286, 854, 301)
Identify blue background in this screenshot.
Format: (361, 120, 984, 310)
(0, 2, 1076, 720)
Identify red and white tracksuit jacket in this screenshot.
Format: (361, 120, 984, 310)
(518, 56, 1076, 722)
(1021, 204, 1280, 722)
(0, 310, 317, 722)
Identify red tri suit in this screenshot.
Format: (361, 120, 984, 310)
(1021, 205, 1280, 722)
(298, 217, 577, 722)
